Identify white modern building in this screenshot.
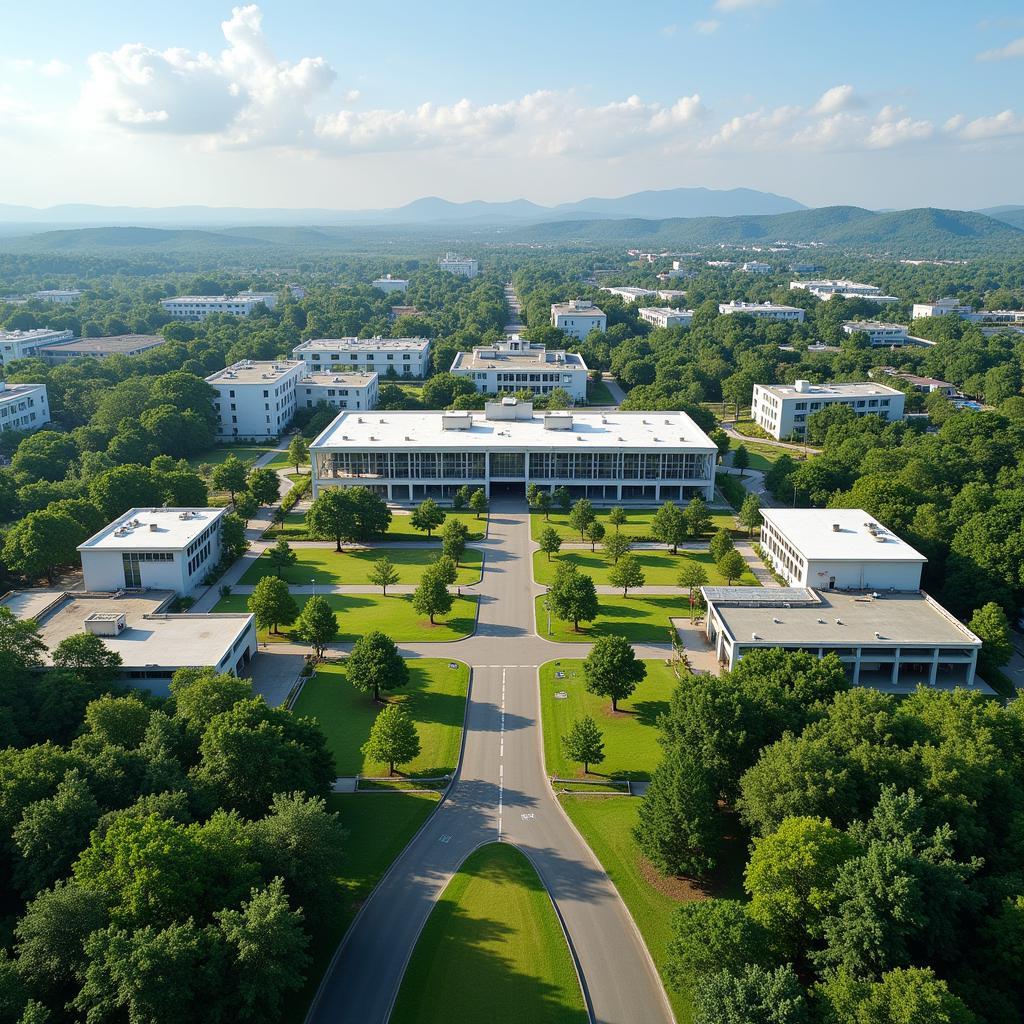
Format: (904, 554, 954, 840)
(656, 289, 688, 301)
(638, 307, 694, 329)
(751, 379, 905, 438)
(875, 368, 957, 397)
(299, 372, 379, 412)
(0, 382, 50, 433)
(160, 291, 278, 321)
(741, 261, 772, 274)
(719, 301, 805, 322)
(550, 300, 607, 340)
(0, 328, 73, 365)
(372, 275, 409, 294)
(449, 337, 589, 401)
(38, 334, 166, 363)
(841, 321, 910, 346)
(292, 337, 432, 378)
(78, 507, 228, 597)
(206, 360, 305, 439)
(790, 279, 883, 297)
(34, 289, 82, 303)
(310, 398, 718, 504)
(911, 298, 975, 319)
(600, 286, 657, 304)
(437, 253, 479, 278)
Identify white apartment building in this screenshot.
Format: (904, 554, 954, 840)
(707, 260, 736, 268)
(160, 291, 278, 321)
(656, 289, 688, 301)
(638, 307, 694, 329)
(741, 261, 772, 274)
(0, 328, 73, 365)
(0, 382, 49, 433)
(449, 337, 589, 401)
(78, 507, 228, 597)
(911, 297, 975, 319)
(34, 289, 82, 303)
(751, 379, 905, 439)
(206, 360, 305, 439)
(718, 301, 805, 322)
(38, 334, 166, 363)
(437, 252, 479, 278)
(310, 398, 718, 504)
(299, 372, 379, 412)
(841, 321, 910, 346)
(600, 286, 657, 304)
(790, 279, 882, 297)
(550, 300, 607, 340)
(372, 275, 409, 294)
(292, 337, 432, 378)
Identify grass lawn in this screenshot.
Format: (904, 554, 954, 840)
(285, 791, 439, 1023)
(537, 594, 680, 644)
(540, 659, 680, 781)
(531, 509, 660, 543)
(728, 441, 807, 474)
(265, 510, 487, 542)
(587, 378, 616, 405)
(214, 592, 478, 643)
(187, 445, 274, 469)
(239, 546, 483, 587)
(293, 658, 470, 777)
(391, 843, 587, 1024)
(264, 449, 295, 468)
(532, 548, 757, 588)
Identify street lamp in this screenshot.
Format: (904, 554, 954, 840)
(310, 577, 316, 597)
(544, 588, 552, 636)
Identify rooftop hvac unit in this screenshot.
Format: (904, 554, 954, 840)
(836, 618, 844, 625)
(773, 617, 782, 624)
(149, 523, 158, 532)
(752, 632, 761, 640)
(832, 523, 841, 531)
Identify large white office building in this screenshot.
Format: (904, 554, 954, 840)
(0, 382, 50, 433)
(550, 300, 607, 340)
(911, 297, 975, 319)
(292, 337, 432, 378)
(449, 337, 589, 401)
(751, 379, 905, 438)
(0, 328, 73, 365)
(160, 291, 278, 321)
(437, 253, 479, 278)
(841, 321, 910, 346)
(78, 507, 228, 597)
(790, 279, 882, 297)
(299, 372, 379, 412)
(719, 301, 805, 322)
(372, 275, 409, 293)
(600, 286, 657, 304)
(310, 398, 718, 504)
(741, 261, 772, 274)
(34, 289, 82, 303)
(638, 307, 694, 329)
(38, 334, 166, 363)
(206, 360, 305, 439)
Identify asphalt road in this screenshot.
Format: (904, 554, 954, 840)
(306, 500, 675, 1024)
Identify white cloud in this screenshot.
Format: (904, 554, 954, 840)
(866, 115, 932, 148)
(693, 19, 721, 34)
(11, 57, 71, 77)
(811, 84, 861, 115)
(977, 36, 1024, 61)
(715, 0, 775, 10)
(960, 109, 1024, 140)
(943, 113, 966, 132)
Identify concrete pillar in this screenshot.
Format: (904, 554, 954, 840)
(929, 649, 939, 687)
(852, 649, 862, 686)
(890, 648, 900, 688)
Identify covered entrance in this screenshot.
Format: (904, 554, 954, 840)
(490, 480, 526, 498)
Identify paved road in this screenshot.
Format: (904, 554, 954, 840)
(306, 501, 675, 1024)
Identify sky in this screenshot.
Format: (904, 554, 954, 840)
(1, 0, 1023, 212)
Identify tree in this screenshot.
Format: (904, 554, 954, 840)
(584, 635, 647, 711)
(685, 495, 712, 538)
(815, 967, 977, 1024)
(732, 444, 750, 477)
(651, 501, 688, 554)
(266, 538, 297, 578)
(469, 488, 488, 519)
(711, 428, 731, 462)
(294, 595, 338, 657)
(84, 693, 152, 748)
(346, 631, 409, 703)
(739, 493, 762, 537)
(90, 465, 165, 518)
(51, 632, 123, 683)
(306, 488, 355, 552)
(211, 455, 248, 500)
(221, 512, 248, 559)
(363, 704, 421, 776)
(452, 485, 472, 511)
(287, 435, 309, 473)
(412, 564, 453, 624)
(607, 506, 626, 532)
(968, 601, 1012, 676)
(369, 556, 400, 595)
(247, 576, 299, 635)
(530, 490, 551, 520)
(548, 564, 598, 632)
(440, 518, 469, 565)
(710, 527, 735, 563)
(584, 519, 606, 552)
(678, 563, 710, 614)
(410, 498, 446, 538)
(718, 549, 747, 585)
(603, 531, 632, 564)
(608, 553, 645, 596)
(247, 466, 280, 506)
(568, 498, 596, 541)
(3, 510, 84, 583)
(562, 716, 605, 774)
(234, 491, 259, 525)
(527, 483, 541, 507)
(539, 525, 562, 561)
(693, 964, 809, 1024)
(554, 486, 571, 514)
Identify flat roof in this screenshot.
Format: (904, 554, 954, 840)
(0, 328, 70, 341)
(756, 380, 904, 400)
(720, 301, 803, 312)
(294, 337, 430, 352)
(301, 372, 378, 387)
(843, 321, 907, 331)
(761, 508, 926, 563)
(638, 307, 693, 317)
(163, 292, 274, 302)
(312, 408, 717, 452)
(0, 382, 46, 399)
(601, 287, 656, 295)
(38, 334, 165, 354)
(79, 507, 227, 552)
(791, 279, 879, 290)
(372, 276, 408, 283)
(206, 360, 303, 384)
(451, 348, 587, 371)
(551, 302, 606, 316)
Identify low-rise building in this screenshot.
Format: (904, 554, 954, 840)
(390, 305, 422, 321)
(638, 307, 694, 329)
(790, 279, 882, 297)
(741, 261, 772, 274)
(292, 337, 432, 378)
(449, 337, 589, 400)
(160, 291, 278, 321)
(78, 507, 229, 597)
(0, 328, 73, 366)
(206, 359, 305, 439)
(841, 321, 909, 346)
(751, 379, 905, 438)
(707, 260, 735, 268)
(656, 289, 688, 301)
(37, 334, 166, 363)
(874, 368, 957, 396)
(0, 382, 49, 433)
(299, 372, 379, 412)
(789, 262, 824, 274)
(550, 300, 607, 340)
(600, 286, 657, 304)
(911, 297, 975, 319)
(718, 301, 805, 322)
(34, 289, 82, 303)
(287, 283, 306, 300)
(372, 275, 409, 294)
(437, 252, 479, 278)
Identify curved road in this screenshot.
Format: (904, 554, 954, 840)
(306, 501, 675, 1024)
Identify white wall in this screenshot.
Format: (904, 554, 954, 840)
(803, 559, 923, 591)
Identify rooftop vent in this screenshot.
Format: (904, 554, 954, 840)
(84, 612, 126, 637)
(773, 617, 782, 624)
(149, 523, 158, 532)
(836, 618, 844, 625)
(832, 523, 841, 532)
(752, 632, 761, 641)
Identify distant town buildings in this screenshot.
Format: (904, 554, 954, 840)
(874, 368, 957, 396)
(0, 382, 49, 434)
(0, 328, 73, 366)
(437, 253, 479, 278)
(718, 301, 805, 322)
(911, 300, 1024, 335)
(292, 337, 432, 378)
(790, 279, 899, 304)
(600, 286, 657, 304)
(638, 307, 694, 329)
(656, 289, 688, 301)
(841, 321, 910, 346)
(160, 291, 278, 321)
(38, 334, 166, 363)
(372, 275, 409, 294)
(449, 337, 588, 400)
(751, 379, 905, 438)
(34, 289, 82, 303)
(789, 262, 824, 274)
(550, 300, 607, 340)
(911, 298, 975, 319)
(206, 360, 305, 439)
(299, 372, 379, 412)
(741, 261, 772, 274)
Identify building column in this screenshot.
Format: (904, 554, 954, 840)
(929, 649, 939, 687)
(967, 647, 978, 687)
(852, 648, 862, 686)
(890, 648, 900, 688)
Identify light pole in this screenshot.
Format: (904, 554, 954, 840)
(310, 577, 316, 597)
(544, 588, 552, 636)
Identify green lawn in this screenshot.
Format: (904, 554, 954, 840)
(540, 660, 680, 781)
(391, 843, 587, 1024)
(265, 510, 487, 542)
(285, 792, 439, 1023)
(536, 594, 680, 644)
(214, 592, 478, 643)
(727, 441, 805, 474)
(530, 508, 740, 544)
(187, 445, 275, 469)
(587, 378, 616, 405)
(532, 548, 757, 588)
(239, 546, 483, 587)
(293, 658, 469, 777)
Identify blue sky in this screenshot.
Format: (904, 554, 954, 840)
(1, 1, 1023, 210)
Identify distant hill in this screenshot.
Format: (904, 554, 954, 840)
(977, 205, 1024, 230)
(6, 226, 269, 252)
(553, 186, 804, 220)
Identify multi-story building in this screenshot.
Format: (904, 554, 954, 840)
(299, 372, 379, 412)
(600, 286, 657, 304)
(790, 279, 882, 297)
(874, 368, 957, 396)
(449, 337, 589, 401)
(911, 297, 975, 319)
(656, 289, 688, 301)
(841, 321, 910, 346)
(718, 301, 805, 322)
(310, 398, 718, 505)
(292, 337, 432, 379)
(638, 307, 694, 329)
(741, 261, 772, 274)
(160, 290, 278, 321)
(287, 283, 306, 300)
(437, 253, 479, 278)
(550, 300, 607, 340)
(0, 382, 49, 433)
(789, 262, 824, 274)
(34, 289, 82, 303)
(38, 334, 166, 363)
(0, 328, 73, 366)
(751, 379, 905, 439)
(206, 360, 305, 439)
(372, 275, 409, 294)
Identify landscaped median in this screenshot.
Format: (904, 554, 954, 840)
(532, 548, 757, 588)
(530, 508, 740, 543)
(535, 593, 681, 644)
(265, 510, 488, 542)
